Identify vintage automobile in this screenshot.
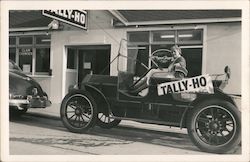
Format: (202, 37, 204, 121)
(9, 60, 51, 115)
(60, 39, 241, 154)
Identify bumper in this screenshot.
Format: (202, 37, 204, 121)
(9, 96, 51, 109)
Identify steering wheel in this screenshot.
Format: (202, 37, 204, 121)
(130, 49, 173, 88)
(150, 49, 173, 70)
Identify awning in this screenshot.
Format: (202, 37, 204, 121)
(9, 10, 52, 31)
(110, 10, 241, 27)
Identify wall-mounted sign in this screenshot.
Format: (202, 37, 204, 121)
(83, 62, 91, 69)
(42, 10, 88, 30)
(19, 48, 33, 56)
(22, 64, 31, 73)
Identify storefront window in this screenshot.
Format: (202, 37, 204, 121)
(36, 35, 51, 45)
(67, 48, 77, 69)
(9, 35, 51, 75)
(19, 48, 33, 74)
(19, 36, 33, 45)
(181, 48, 203, 77)
(127, 29, 203, 77)
(128, 31, 149, 44)
(9, 48, 16, 62)
(36, 48, 50, 73)
(151, 44, 174, 52)
(177, 29, 203, 44)
(152, 30, 175, 43)
(9, 37, 16, 45)
(127, 45, 149, 77)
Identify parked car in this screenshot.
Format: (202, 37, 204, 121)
(9, 60, 51, 115)
(60, 39, 241, 154)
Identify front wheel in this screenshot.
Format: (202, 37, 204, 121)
(60, 91, 97, 133)
(187, 99, 241, 153)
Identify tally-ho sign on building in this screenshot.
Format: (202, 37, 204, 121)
(42, 10, 87, 30)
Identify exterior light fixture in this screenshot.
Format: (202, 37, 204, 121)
(48, 19, 59, 30)
(41, 39, 51, 42)
(178, 34, 193, 38)
(160, 35, 175, 39)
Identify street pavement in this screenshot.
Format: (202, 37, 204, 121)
(9, 103, 208, 156)
(8, 103, 241, 156)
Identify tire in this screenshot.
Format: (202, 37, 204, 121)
(60, 91, 97, 133)
(187, 99, 241, 154)
(9, 106, 28, 116)
(97, 112, 121, 129)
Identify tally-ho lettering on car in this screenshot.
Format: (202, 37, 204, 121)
(60, 39, 241, 154)
(158, 74, 214, 95)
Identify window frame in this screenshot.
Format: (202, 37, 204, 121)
(127, 26, 205, 75)
(35, 47, 51, 75)
(9, 34, 51, 76)
(177, 29, 203, 45)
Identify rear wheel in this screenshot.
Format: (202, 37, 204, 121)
(187, 99, 241, 153)
(97, 112, 121, 129)
(60, 91, 97, 133)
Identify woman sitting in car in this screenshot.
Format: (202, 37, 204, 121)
(130, 45, 188, 95)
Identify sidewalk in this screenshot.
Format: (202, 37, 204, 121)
(28, 103, 61, 119)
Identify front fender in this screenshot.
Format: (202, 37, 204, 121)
(190, 88, 236, 108)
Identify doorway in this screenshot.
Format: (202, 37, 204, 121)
(65, 45, 111, 93)
(78, 46, 110, 84)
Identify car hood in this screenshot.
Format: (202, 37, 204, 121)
(10, 70, 34, 81)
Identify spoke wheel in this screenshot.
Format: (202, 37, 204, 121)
(60, 91, 97, 133)
(97, 112, 121, 129)
(187, 99, 241, 153)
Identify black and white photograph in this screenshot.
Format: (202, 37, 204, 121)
(1, 1, 249, 162)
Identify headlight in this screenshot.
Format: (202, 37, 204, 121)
(180, 93, 197, 101)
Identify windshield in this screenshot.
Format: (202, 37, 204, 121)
(117, 39, 137, 74)
(117, 39, 149, 75)
(117, 39, 151, 92)
(117, 39, 173, 92)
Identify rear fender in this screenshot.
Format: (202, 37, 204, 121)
(180, 88, 236, 128)
(82, 85, 111, 115)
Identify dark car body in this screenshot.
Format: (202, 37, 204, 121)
(9, 60, 51, 112)
(79, 74, 234, 127)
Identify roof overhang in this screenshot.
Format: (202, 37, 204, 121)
(109, 10, 129, 26)
(9, 27, 50, 32)
(109, 10, 242, 27)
